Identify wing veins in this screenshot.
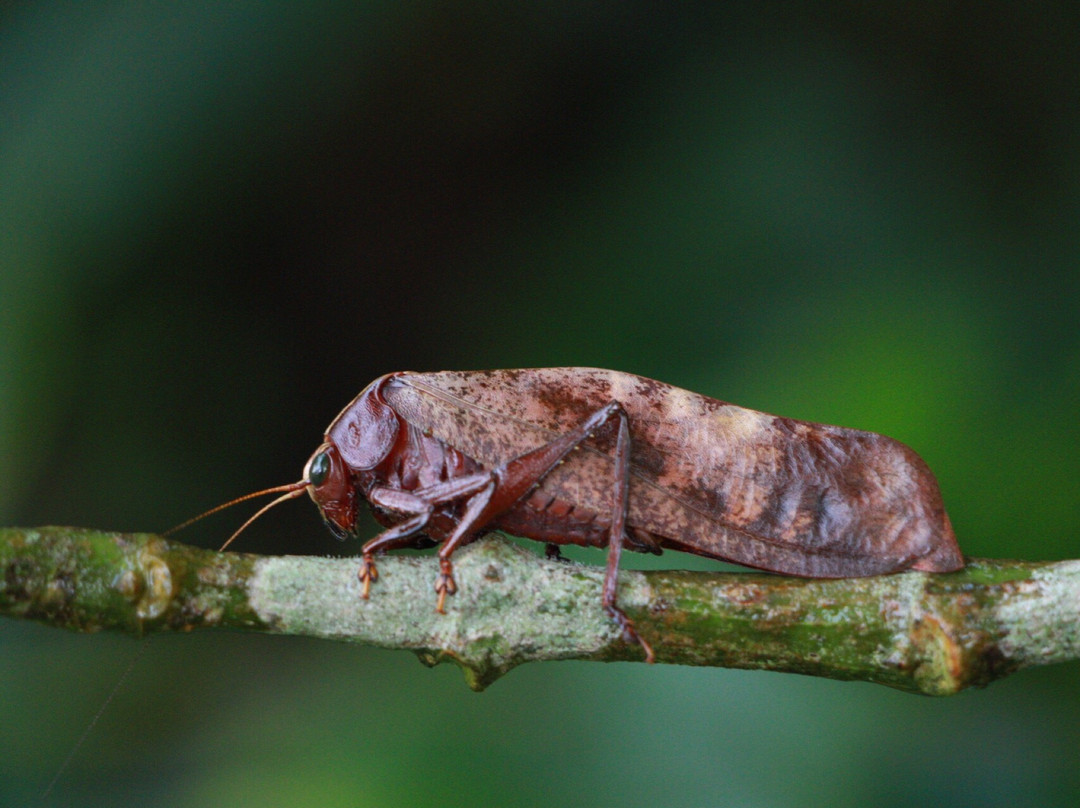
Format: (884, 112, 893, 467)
(401, 377, 886, 562)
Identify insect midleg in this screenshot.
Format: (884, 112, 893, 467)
(434, 479, 497, 612)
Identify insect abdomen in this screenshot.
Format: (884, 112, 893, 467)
(494, 490, 611, 548)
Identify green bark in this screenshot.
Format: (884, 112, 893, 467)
(1, 526, 1077, 692)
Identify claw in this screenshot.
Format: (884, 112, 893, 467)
(358, 555, 378, 599)
(434, 559, 457, 614)
(605, 605, 655, 664)
(435, 585, 447, 614)
(634, 630, 656, 664)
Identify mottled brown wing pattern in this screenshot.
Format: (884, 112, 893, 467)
(384, 369, 960, 576)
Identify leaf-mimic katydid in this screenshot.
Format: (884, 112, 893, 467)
(207, 368, 963, 662)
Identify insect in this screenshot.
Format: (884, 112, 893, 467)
(208, 368, 964, 662)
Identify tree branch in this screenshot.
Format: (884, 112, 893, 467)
(2, 526, 1077, 692)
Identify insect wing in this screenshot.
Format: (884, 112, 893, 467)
(385, 369, 959, 576)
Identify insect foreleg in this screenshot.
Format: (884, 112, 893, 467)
(362, 475, 495, 598)
(357, 509, 430, 597)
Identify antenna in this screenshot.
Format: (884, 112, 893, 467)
(43, 477, 310, 800)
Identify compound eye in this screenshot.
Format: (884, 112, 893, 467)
(307, 450, 331, 486)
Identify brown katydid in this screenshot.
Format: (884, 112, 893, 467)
(200, 368, 963, 663)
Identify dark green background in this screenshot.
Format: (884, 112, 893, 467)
(3, 4, 1078, 806)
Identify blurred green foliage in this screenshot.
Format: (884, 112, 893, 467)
(2, 3, 1078, 806)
